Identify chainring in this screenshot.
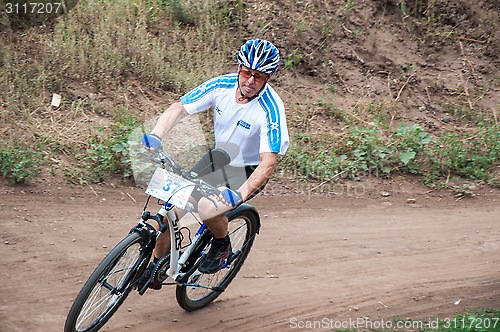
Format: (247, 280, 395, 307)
(152, 255, 170, 285)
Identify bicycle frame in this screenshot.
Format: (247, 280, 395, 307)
(144, 201, 208, 284)
(165, 203, 195, 281)
(64, 148, 262, 332)
(145, 200, 261, 288)
(134, 148, 255, 289)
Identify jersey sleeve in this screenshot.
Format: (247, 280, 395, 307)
(180, 78, 217, 115)
(180, 74, 238, 115)
(258, 90, 289, 155)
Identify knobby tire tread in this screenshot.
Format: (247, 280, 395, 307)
(175, 209, 259, 311)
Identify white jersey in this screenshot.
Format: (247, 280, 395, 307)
(180, 73, 289, 167)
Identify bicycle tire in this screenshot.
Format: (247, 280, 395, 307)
(175, 204, 260, 311)
(64, 231, 150, 332)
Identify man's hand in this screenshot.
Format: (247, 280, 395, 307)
(220, 188, 243, 207)
(140, 133, 163, 150)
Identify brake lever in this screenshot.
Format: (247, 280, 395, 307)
(134, 151, 165, 167)
(196, 181, 220, 209)
(206, 195, 219, 210)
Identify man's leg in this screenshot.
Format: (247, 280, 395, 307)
(152, 207, 191, 259)
(197, 198, 232, 274)
(153, 229, 170, 260)
(138, 208, 187, 289)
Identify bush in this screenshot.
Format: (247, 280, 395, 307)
(0, 143, 44, 184)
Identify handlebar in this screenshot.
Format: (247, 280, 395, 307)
(136, 149, 222, 200)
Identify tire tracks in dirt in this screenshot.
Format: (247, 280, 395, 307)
(0, 184, 498, 331)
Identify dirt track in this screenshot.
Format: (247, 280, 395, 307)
(0, 182, 499, 331)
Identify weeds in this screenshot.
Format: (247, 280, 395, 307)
(421, 309, 500, 331)
(283, 118, 499, 188)
(284, 48, 303, 70)
(160, 0, 194, 25)
(0, 142, 44, 184)
(78, 110, 139, 184)
(393, 124, 433, 174)
(452, 184, 476, 199)
(1, 0, 498, 190)
(1, 0, 243, 185)
(346, 126, 392, 176)
(431, 119, 500, 182)
(336, 309, 500, 331)
(344, 0, 357, 11)
(208, 0, 245, 27)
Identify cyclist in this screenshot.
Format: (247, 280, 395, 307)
(139, 39, 289, 288)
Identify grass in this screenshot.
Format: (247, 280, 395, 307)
(1, 0, 242, 117)
(1, 0, 498, 190)
(0, 142, 44, 184)
(416, 309, 500, 331)
(1, 0, 246, 184)
(282, 116, 499, 188)
(76, 109, 140, 184)
(284, 48, 303, 70)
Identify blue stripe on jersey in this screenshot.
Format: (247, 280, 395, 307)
(181, 74, 238, 104)
(259, 88, 281, 153)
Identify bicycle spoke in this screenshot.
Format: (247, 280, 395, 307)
(175, 207, 260, 311)
(76, 269, 125, 329)
(77, 288, 115, 330)
(67, 234, 146, 332)
(183, 217, 248, 300)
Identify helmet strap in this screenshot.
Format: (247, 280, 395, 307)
(237, 67, 269, 102)
(237, 85, 258, 102)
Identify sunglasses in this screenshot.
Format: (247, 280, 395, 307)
(239, 68, 269, 83)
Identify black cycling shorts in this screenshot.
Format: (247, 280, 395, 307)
(191, 164, 267, 202)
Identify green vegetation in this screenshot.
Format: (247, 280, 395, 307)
(0, 142, 43, 184)
(284, 48, 303, 70)
(79, 111, 139, 183)
(284, 119, 499, 189)
(417, 309, 500, 332)
(1, 0, 248, 184)
(1, 0, 498, 192)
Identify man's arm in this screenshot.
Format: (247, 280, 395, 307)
(238, 152, 278, 201)
(151, 102, 190, 138)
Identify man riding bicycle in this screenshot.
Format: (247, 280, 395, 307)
(139, 39, 289, 288)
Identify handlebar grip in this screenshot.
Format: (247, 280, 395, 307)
(212, 186, 222, 196)
(140, 134, 162, 150)
(221, 188, 243, 207)
(196, 180, 221, 197)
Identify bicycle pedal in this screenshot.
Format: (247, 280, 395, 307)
(227, 250, 241, 265)
(138, 273, 163, 294)
(137, 261, 162, 295)
(137, 279, 151, 295)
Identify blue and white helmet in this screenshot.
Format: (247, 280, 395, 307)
(236, 39, 280, 74)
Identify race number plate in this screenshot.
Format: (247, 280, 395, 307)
(146, 168, 195, 209)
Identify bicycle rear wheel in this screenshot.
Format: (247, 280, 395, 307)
(176, 205, 260, 311)
(64, 231, 150, 332)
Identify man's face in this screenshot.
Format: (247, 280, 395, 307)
(238, 65, 270, 98)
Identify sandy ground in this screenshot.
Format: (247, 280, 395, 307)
(0, 181, 499, 331)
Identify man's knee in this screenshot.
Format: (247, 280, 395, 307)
(197, 198, 231, 222)
(197, 198, 218, 221)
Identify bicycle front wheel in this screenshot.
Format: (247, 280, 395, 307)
(176, 205, 260, 311)
(64, 231, 149, 332)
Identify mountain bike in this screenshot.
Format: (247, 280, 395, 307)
(64, 147, 260, 332)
